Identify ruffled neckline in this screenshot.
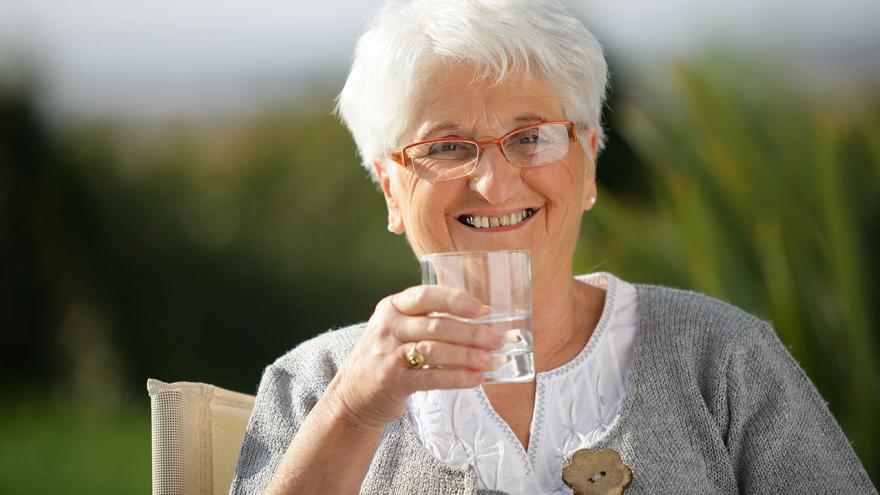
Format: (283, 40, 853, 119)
(406, 273, 640, 493)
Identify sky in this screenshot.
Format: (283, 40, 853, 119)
(1, 0, 878, 120)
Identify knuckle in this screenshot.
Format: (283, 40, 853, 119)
(445, 370, 474, 389)
(392, 287, 421, 312)
(374, 297, 396, 320)
(461, 370, 482, 385)
(368, 313, 394, 338)
(452, 370, 469, 385)
(374, 321, 393, 339)
(419, 341, 435, 357)
(376, 296, 393, 312)
(450, 290, 469, 307)
(411, 287, 430, 307)
(478, 329, 496, 346)
(425, 318, 441, 336)
(467, 348, 483, 363)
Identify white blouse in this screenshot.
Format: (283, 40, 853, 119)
(406, 273, 639, 494)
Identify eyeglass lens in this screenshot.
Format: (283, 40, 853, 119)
(405, 122, 571, 182)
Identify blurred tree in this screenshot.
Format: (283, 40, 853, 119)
(1, 75, 124, 408)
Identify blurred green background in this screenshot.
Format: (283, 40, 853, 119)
(2, 1, 879, 492)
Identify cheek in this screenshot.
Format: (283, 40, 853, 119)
(392, 173, 421, 216)
(396, 180, 458, 250)
(412, 202, 441, 238)
(523, 163, 584, 207)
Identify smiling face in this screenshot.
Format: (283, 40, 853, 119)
(374, 65, 598, 289)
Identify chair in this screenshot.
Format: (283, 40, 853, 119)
(148, 379, 255, 495)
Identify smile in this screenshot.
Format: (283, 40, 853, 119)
(457, 208, 537, 229)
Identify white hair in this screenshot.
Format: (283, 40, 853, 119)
(335, 0, 609, 180)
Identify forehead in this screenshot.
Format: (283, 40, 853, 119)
(408, 65, 563, 138)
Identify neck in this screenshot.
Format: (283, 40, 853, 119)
(531, 275, 605, 372)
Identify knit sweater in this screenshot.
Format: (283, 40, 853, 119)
(229, 284, 876, 494)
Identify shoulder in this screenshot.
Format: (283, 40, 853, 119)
(264, 323, 366, 390)
(630, 284, 779, 388)
(633, 283, 771, 346)
(634, 283, 766, 331)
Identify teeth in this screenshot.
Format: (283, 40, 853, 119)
(460, 209, 534, 229)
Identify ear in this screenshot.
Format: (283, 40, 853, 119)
(373, 160, 405, 234)
(581, 129, 599, 212)
(588, 131, 599, 160)
(582, 177, 598, 212)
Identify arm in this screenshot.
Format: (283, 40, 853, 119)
(231, 287, 502, 495)
(229, 358, 335, 495)
(263, 376, 385, 494)
(724, 322, 876, 493)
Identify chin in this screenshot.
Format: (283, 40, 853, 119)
(454, 237, 532, 254)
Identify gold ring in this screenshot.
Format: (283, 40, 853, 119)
(405, 344, 426, 369)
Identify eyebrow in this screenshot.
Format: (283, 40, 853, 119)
(418, 114, 548, 141)
(513, 113, 548, 124)
(418, 122, 461, 140)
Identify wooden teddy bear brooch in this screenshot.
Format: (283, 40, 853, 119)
(562, 448, 632, 495)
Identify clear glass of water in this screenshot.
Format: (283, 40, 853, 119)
(420, 250, 535, 384)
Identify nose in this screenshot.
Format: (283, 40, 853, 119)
(468, 143, 522, 205)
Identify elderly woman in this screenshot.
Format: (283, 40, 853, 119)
(230, 1, 874, 494)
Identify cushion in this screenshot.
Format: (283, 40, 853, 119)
(148, 379, 255, 495)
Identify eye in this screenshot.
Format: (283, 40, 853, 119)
(428, 142, 463, 155)
(423, 141, 474, 160)
(516, 131, 541, 145)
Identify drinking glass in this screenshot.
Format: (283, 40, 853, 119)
(420, 250, 535, 383)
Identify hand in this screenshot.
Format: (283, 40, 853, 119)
(326, 285, 504, 428)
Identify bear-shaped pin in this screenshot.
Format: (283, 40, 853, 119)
(562, 448, 632, 495)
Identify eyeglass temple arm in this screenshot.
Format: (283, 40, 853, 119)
(389, 151, 407, 167)
(567, 122, 579, 141)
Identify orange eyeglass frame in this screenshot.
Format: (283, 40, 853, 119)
(388, 120, 579, 169)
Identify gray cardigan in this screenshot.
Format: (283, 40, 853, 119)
(230, 284, 876, 494)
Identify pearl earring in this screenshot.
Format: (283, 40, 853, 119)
(387, 223, 394, 232)
(590, 197, 597, 205)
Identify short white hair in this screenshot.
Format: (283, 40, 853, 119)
(335, 0, 609, 180)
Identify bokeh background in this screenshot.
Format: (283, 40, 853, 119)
(2, 0, 879, 492)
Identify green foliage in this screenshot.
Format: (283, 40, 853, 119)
(0, 400, 149, 495)
(579, 62, 880, 480)
(2, 93, 420, 397)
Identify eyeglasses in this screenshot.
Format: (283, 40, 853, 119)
(389, 120, 578, 183)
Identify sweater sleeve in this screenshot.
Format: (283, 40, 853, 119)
(724, 322, 876, 493)
(228, 362, 321, 495)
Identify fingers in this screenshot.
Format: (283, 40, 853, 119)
(389, 285, 484, 318)
(406, 341, 493, 370)
(396, 316, 504, 350)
